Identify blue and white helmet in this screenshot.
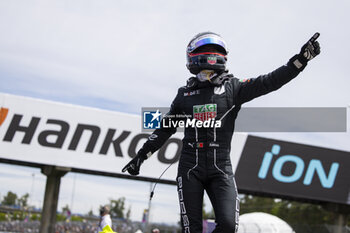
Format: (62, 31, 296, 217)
(186, 32, 229, 75)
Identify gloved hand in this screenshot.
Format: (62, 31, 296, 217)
(122, 150, 148, 175)
(300, 32, 321, 61)
(289, 32, 321, 71)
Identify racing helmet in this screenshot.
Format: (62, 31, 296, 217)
(186, 32, 228, 75)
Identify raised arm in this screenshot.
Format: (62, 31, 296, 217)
(233, 33, 321, 105)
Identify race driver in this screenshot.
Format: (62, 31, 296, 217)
(122, 32, 321, 233)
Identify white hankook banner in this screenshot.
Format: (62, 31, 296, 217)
(0, 93, 247, 183)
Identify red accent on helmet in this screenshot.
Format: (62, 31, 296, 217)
(189, 52, 226, 57)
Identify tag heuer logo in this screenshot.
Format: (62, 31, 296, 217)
(207, 57, 217, 65)
(193, 104, 217, 121)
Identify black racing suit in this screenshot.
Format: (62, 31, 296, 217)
(139, 60, 302, 233)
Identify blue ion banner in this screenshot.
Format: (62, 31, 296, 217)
(235, 135, 350, 205)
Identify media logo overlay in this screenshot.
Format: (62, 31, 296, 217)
(141, 107, 222, 132)
(143, 109, 162, 129)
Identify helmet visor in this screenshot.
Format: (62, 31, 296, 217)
(188, 35, 228, 54)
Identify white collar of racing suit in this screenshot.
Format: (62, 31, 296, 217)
(196, 70, 217, 82)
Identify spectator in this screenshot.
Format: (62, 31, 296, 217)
(97, 205, 112, 233)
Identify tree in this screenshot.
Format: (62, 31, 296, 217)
(126, 206, 131, 220)
(61, 204, 71, 218)
(240, 195, 275, 215)
(17, 193, 29, 207)
(87, 209, 94, 217)
(1, 191, 17, 206)
(109, 197, 126, 218)
(203, 201, 215, 219)
(239, 194, 343, 227)
(62, 204, 71, 213)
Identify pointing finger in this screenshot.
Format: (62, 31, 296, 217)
(122, 165, 130, 172)
(308, 32, 320, 43)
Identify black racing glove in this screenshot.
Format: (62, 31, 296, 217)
(288, 32, 321, 71)
(122, 149, 149, 175)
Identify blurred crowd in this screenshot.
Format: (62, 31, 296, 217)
(0, 220, 173, 233)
